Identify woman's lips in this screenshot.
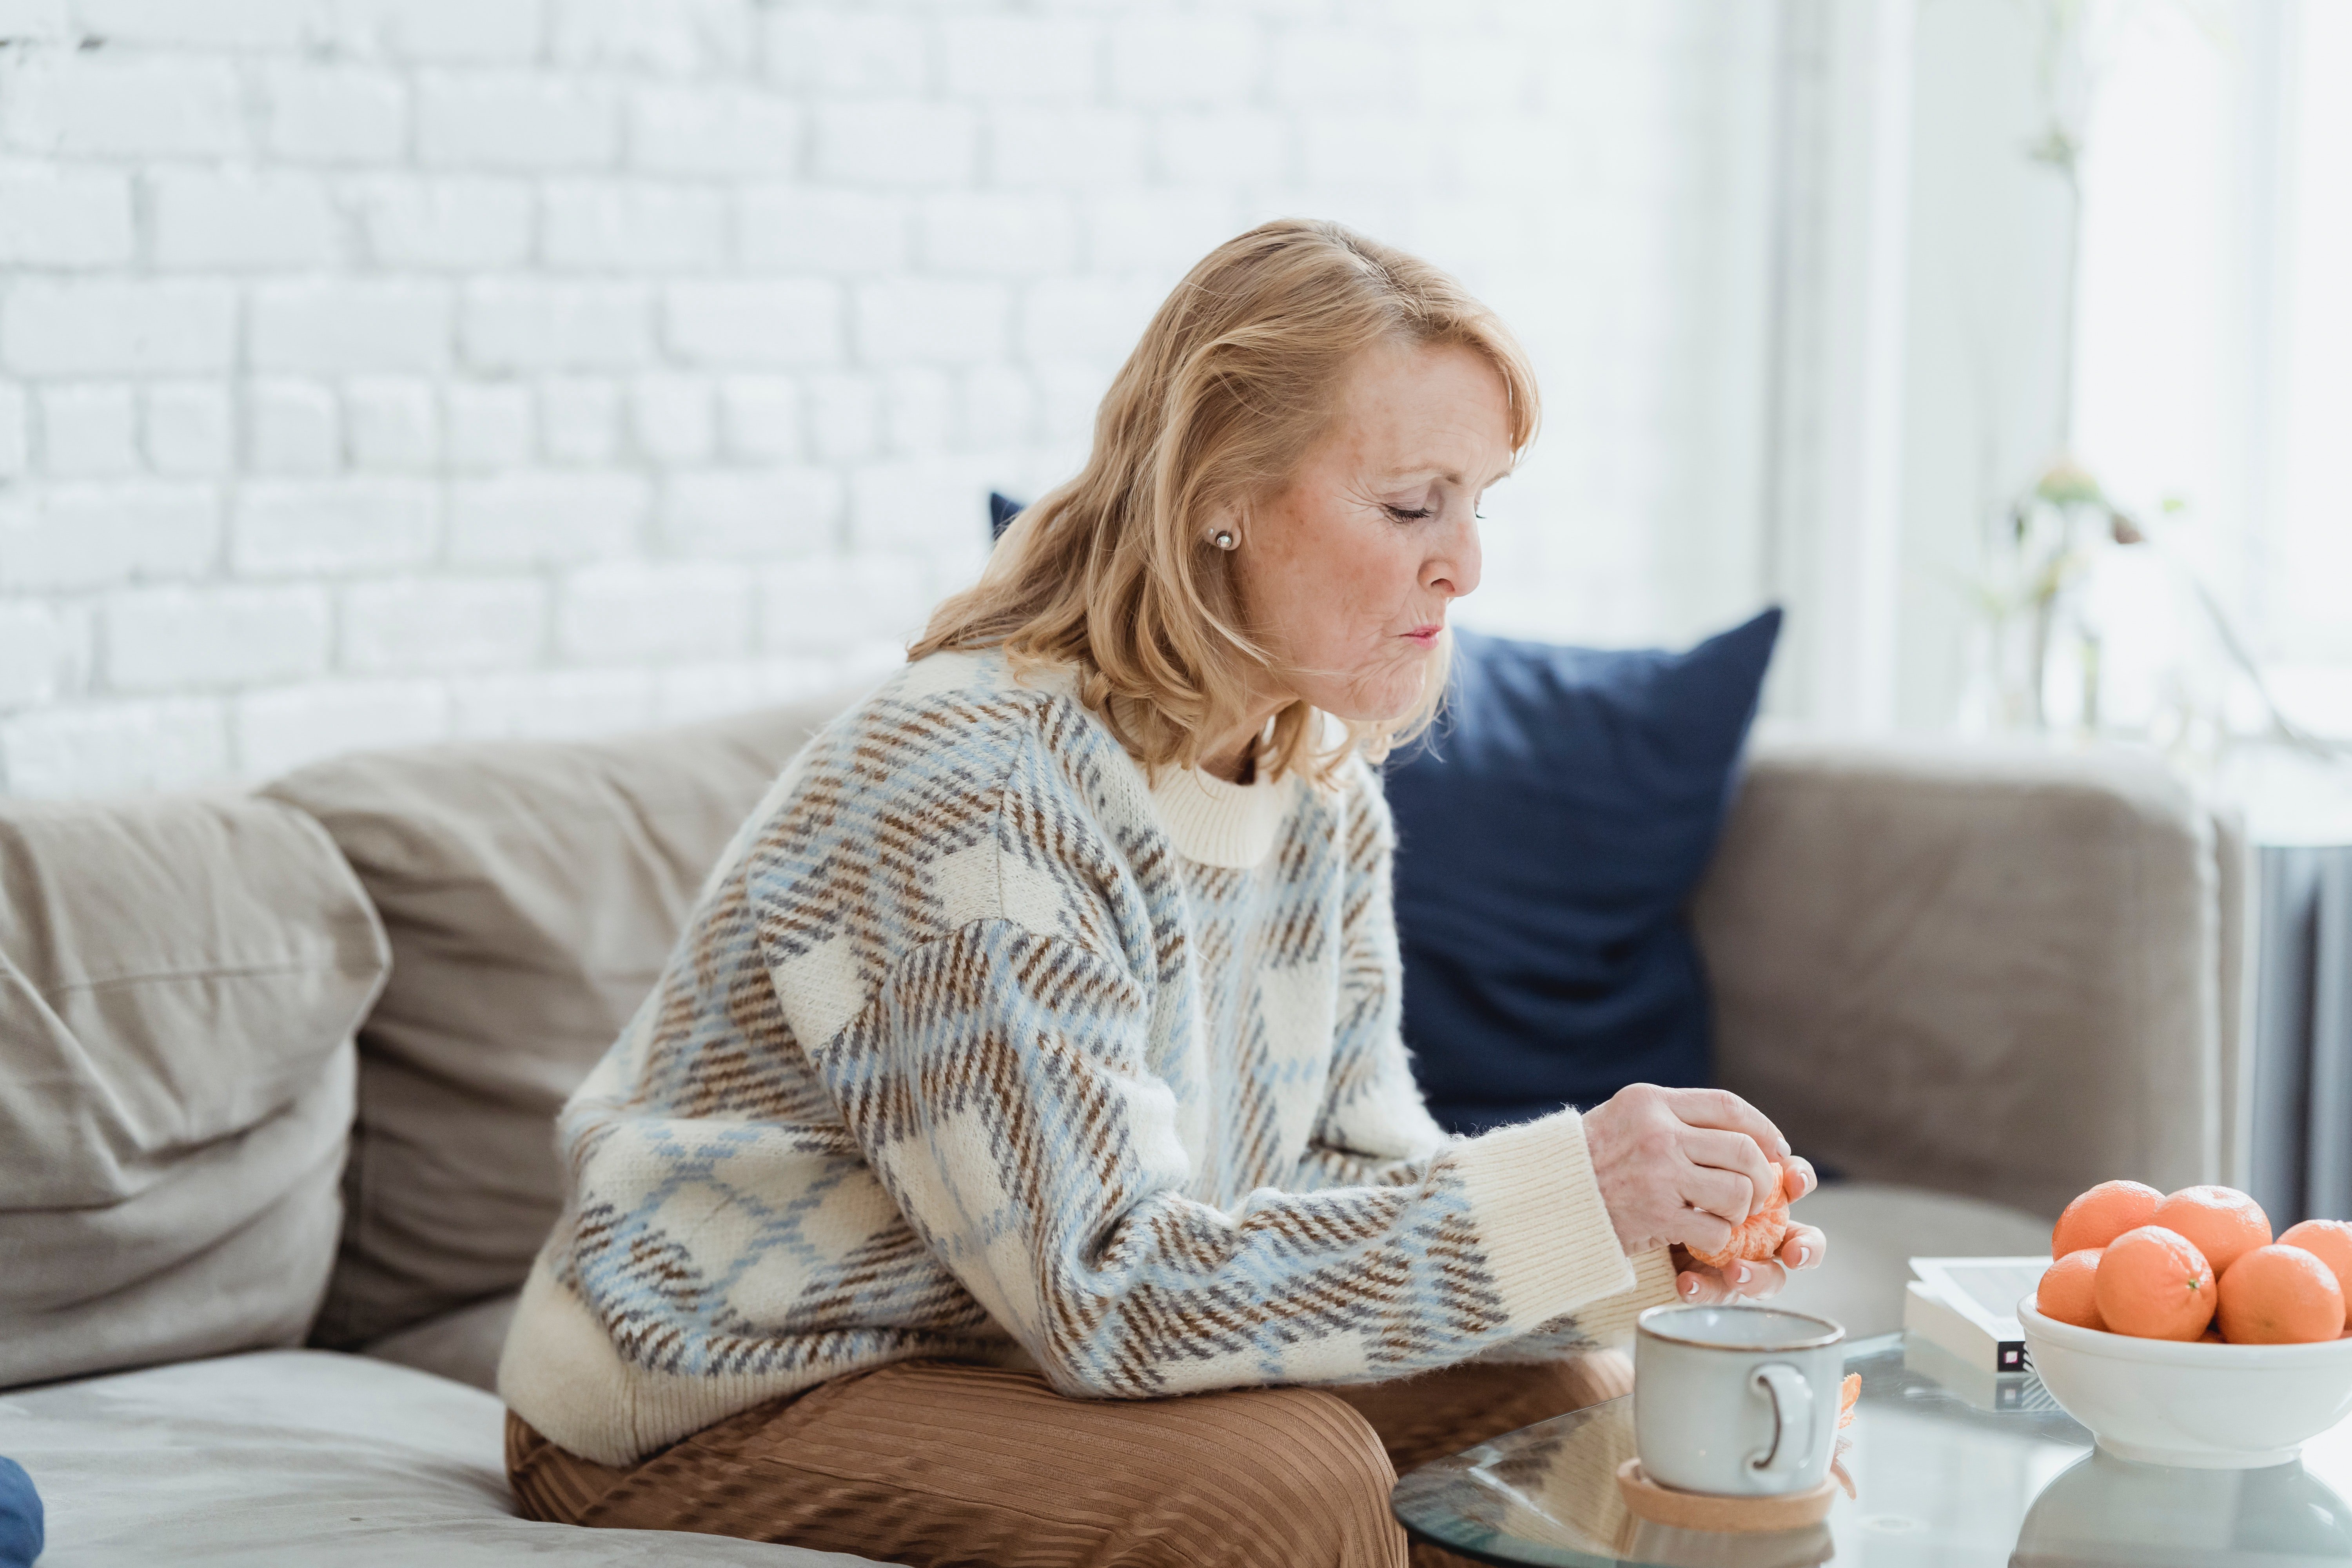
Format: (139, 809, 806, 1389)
(1403, 624, 1442, 646)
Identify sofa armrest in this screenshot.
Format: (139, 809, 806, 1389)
(1691, 735, 2241, 1220)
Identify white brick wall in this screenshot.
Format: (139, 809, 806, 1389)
(0, 0, 1777, 798)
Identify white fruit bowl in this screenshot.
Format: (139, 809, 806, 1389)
(2018, 1296, 2352, 1468)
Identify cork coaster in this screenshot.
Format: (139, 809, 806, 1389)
(1613, 1458, 1838, 1533)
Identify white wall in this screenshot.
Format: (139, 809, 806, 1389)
(0, 0, 1780, 798)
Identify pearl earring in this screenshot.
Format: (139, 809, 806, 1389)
(1211, 529, 1238, 551)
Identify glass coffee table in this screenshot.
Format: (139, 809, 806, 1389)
(1393, 1332, 2352, 1566)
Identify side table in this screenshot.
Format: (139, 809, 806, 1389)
(1392, 1330, 2352, 1567)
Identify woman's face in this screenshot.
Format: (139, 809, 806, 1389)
(1230, 337, 1512, 724)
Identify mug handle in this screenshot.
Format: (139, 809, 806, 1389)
(1746, 1362, 1815, 1476)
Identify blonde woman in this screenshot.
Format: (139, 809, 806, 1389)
(499, 219, 1826, 1568)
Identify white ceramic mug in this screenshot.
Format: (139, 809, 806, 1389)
(1634, 1303, 1847, 1496)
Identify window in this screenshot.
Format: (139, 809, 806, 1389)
(2073, 0, 2352, 740)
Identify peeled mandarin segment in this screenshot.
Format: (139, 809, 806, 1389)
(2037, 1247, 2106, 1331)
(1685, 1162, 1791, 1272)
(2151, 1185, 2272, 1278)
(2052, 1180, 2163, 1258)
(2217, 1243, 2346, 1345)
(2279, 1219, 2352, 1330)
(2094, 1225, 2216, 1341)
(1838, 1372, 1860, 1430)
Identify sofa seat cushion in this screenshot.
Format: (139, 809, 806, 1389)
(1768, 1180, 2054, 1338)
(0, 1349, 892, 1566)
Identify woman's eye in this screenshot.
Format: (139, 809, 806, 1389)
(1384, 505, 1434, 522)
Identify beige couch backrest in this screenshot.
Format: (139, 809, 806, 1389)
(0, 793, 389, 1389)
(1695, 735, 2245, 1219)
(263, 685, 867, 1348)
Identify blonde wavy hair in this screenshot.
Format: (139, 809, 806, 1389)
(911, 218, 1541, 785)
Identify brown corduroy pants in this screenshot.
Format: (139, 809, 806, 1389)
(506, 1351, 1633, 1568)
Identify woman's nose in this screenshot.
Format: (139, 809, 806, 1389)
(1425, 512, 1482, 600)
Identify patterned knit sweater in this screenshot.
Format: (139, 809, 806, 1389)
(499, 649, 1677, 1467)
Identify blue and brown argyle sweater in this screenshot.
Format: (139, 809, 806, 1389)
(500, 648, 1674, 1466)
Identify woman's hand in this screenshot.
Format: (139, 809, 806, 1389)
(1581, 1084, 1833, 1302)
(1583, 1083, 1788, 1255)
(1671, 1161, 1829, 1304)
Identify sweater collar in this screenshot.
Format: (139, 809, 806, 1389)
(1000, 651, 1294, 869)
(1147, 763, 1293, 869)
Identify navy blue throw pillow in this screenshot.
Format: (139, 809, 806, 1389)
(0, 1455, 40, 1568)
(989, 491, 1024, 541)
(1386, 609, 1782, 1136)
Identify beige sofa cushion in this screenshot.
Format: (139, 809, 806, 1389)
(0, 794, 388, 1389)
(361, 1290, 519, 1394)
(1695, 736, 2227, 1220)
(0, 1348, 895, 1566)
(264, 686, 868, 1347)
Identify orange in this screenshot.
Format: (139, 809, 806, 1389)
(1684, 1161, 1791, 1272)
(2216, 1243, 2345, 1345)
(2279, 1219, 2352, 1331)
(2052, 1180, 2162, 1257)
(2094, 1226, 2215, 1341)
(2151, 1186, 2271, 1277)
(2036, 1248, 2106, 1330)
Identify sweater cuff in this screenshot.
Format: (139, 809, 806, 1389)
(1560, 1245, 1682, 1347)
(1447, 1107, 1639, 1336)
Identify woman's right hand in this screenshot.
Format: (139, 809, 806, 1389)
(1581, 1083, 1791, 1259)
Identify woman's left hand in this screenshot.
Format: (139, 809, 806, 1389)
(1670, 1157, 1829, 1304)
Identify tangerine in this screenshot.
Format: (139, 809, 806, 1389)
(2094, 1226, 2215, 1341)
(2036, 1248, 2106, 1330)
(2151, 1186, 2272, 1277)
(2216, 1243, 2345, 1345)
(2279, 1219, 2352, 1332)
(2051, 1180, 2161, 1258)
(1684, 1161, 1791, 1272)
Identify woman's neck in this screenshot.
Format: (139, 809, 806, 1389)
(1198, 701, 1285, 785)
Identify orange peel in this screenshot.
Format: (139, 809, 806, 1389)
(1685, 1161, 1791, 1273)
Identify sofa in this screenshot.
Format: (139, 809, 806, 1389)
(0, 681, 2247, 1566)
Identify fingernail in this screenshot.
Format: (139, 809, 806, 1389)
(1798, 1246, 1811, 1268)
(1681, 1276, 1700, 1297)
(1777, 1136, 1792, 1155)
(1734, 1263, 1753, 1285)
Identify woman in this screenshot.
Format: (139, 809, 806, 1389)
(499, 219, 1826, 1568)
